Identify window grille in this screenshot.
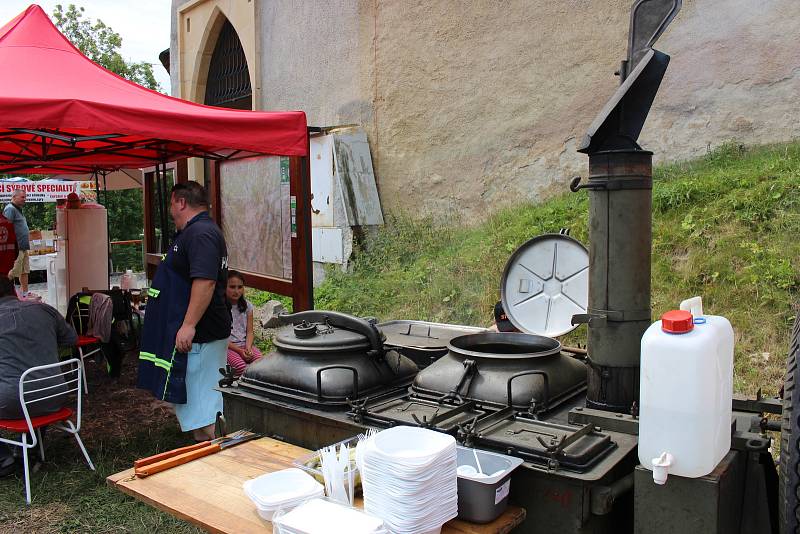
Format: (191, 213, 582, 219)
(204, 20, 252, 109)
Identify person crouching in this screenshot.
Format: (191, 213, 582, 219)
(225, 270, 263, 377)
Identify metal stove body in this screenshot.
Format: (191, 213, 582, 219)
(345, 331, 638, 533)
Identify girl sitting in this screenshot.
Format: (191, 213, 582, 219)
(226, 270, 263, 376)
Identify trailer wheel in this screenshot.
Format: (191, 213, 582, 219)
(780, 314, 800, 534)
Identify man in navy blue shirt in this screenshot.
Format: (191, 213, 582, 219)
(167, 182, 231, 441)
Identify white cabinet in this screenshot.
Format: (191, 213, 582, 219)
(53, 207, 109, 313)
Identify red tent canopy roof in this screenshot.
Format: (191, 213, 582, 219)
(0, 5, 308, 174)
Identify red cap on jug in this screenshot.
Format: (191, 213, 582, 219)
(661, 310, 694, 334)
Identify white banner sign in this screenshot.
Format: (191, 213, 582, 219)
(0, 180, 97, 203)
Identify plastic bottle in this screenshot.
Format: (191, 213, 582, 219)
(638, 296, 734, 484)
(121, 269, 133, 290)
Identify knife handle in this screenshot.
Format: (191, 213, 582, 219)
(134, 441, 211, 468)
(134, 444, 221, 477)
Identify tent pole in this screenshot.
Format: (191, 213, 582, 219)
(102, 171, 111, 286)
(154, 161, 166, 253)
(160, 161, 170, 250)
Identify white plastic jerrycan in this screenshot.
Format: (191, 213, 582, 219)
(638, 296, 734, 484)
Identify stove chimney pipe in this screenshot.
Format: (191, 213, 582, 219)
(570, 0, 680, 413)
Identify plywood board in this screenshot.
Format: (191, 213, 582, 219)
(333, 130, 384, 226)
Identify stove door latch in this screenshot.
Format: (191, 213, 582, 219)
(537, 422, 596, 458)
(218, 364, 236, 388)
(348, 397, 369, 424)
(438, 359, 477, 405)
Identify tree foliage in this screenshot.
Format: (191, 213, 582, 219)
(53, 4, 160, 91)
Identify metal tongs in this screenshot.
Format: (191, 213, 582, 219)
(133, 430, 261, 478)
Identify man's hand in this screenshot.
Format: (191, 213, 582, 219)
(176, 279, 215, 353)
(175, 324, 196, 353)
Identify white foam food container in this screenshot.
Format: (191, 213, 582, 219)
(243, 468, 325, 521)
(360, 426, 458, 533)
(272, 496, 388, 534)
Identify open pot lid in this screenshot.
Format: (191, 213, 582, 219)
(500, 232, 588, 337)
(447, 332, 562, 359)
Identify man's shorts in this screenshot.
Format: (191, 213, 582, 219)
(10, 250, 29, 277)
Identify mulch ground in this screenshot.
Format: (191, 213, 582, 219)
(77, 349, 179, 443)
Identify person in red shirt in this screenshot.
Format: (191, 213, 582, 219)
(0, 214, 17, 277)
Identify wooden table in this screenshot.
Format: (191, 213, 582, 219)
(107, 437, 525, 534)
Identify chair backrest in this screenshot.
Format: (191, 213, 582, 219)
(67, 294, 92, 335)
(18, 359, 83, 443)
(69, 290, 133, 330)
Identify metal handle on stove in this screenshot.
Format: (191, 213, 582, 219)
(316, 365, 359, 402)
(438, 359, 477, 404)
(279, 310, 385, 358)
(507, 370, 550, 415)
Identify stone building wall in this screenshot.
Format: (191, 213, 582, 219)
(171, 0, 800, 220)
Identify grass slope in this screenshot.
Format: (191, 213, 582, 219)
(315, 142, 800, 394)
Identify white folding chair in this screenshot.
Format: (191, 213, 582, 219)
(0, 358, 94, 504)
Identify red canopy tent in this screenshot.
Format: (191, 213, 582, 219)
(0, 5, 313, 308)
(0, 4, 307, 174)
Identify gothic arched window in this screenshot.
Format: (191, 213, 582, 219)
(204, 19, 251, 110)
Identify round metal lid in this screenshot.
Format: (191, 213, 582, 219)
(447, 332, 562, 360)
(273, 322, 373, 354)
(500, 233, 589, 337)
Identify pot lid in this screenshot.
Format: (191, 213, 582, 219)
(378, 320, 487, 350)
(447, 332, 562, 360)
(273, 321, 375, 354)
(500, 232, 588, 337)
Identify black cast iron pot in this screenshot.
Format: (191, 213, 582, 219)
(239, 310, 418, 409)
(411, 332, 586, 413)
